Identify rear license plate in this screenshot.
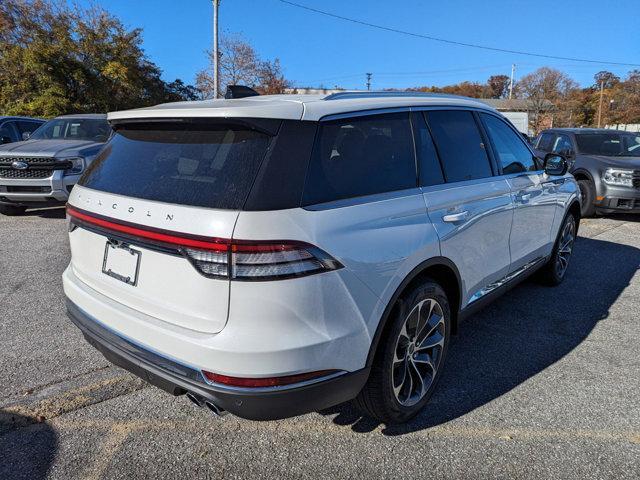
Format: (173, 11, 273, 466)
(102, 241, 141, 286)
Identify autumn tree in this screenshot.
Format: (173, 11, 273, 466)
(196, 35, 290, 98)
(611, 70, 640, 124)
(487, 74, 511, 98)
(593, 71, 620, 90)
(516, 67, 578, 132)
(0, 0, 196, 117)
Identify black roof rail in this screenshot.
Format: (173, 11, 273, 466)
(323, 91, 470, 101)
(225, 85, 260, 99)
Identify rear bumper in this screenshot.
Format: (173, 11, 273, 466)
(66, 299, 369, 420)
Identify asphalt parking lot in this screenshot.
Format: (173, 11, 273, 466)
(1, 209, 639, 479)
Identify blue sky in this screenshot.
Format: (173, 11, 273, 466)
(73, 0, 640, 90)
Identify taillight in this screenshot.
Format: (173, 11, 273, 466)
(201, 369, 339, 387)
(183, 241, 343, 281)
(66, 206, 343, 281)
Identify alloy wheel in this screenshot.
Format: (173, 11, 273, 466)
(392, 298, 445, 406)
(556, 216, 576, 278)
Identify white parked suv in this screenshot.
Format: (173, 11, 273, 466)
(63, 92, 581, 423)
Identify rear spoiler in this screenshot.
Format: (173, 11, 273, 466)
(225, 85, 260, 99)
(108, 117, 281, 137)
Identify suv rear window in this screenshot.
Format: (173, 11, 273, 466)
(80, 122, 273, 210)
(302, 112, 416, 205)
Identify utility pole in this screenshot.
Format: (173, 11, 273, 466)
(366, 72, 372, 91)
(212, 0, 221, 98)
(597, 80, 604, 128)
(508, 64, 515, 99)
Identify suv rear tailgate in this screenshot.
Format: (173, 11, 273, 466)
(67, 186, 237, 334)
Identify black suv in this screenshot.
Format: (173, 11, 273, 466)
(534, 128, 640, 216)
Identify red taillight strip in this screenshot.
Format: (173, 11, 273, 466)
(201, 369, 338, 388)
(66, 206, 229, 252)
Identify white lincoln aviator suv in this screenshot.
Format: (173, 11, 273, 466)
(63, 91, 580, 423)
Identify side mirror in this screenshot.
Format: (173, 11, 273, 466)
(0, 136, 12, 145)
(544, 153, 568, 176)
(22, 132, 31, 141)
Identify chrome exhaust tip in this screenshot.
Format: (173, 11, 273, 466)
(205, 401, 227, 417)
(186, 392, 205, 408)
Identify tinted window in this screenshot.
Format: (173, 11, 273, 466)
(537, 133, 555, 151)
(303, 112, 416, 205)
(80, 123, 272, 210)
(17, 121, 42, 135)
(575, 133, 640, 156)
(412, 112, 444, 186)
(552, 134, 573, 154)
(0, 122, 19, 142)
(31, 118, 110, 142)
(424, 110, 492, 182)
(481, 113, 537, 174)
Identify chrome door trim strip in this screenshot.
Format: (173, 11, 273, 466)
(468, 256, 546, 304)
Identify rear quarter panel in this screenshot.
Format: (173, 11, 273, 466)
(232, 191, 441, 370)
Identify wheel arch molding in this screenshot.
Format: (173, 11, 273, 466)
(365, 256, 462, 368)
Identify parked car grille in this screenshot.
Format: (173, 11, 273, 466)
(0, 169, 53, 179)
(633, 171, 640, 188)
(0, 156, 72, 179)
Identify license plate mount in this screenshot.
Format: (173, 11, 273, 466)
(102, 240, 141, 286)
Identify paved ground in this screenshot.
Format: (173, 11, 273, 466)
(1, 208, 639, 479)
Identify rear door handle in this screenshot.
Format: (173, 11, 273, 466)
(442, 211, 469, 223)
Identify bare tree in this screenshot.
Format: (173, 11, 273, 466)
(516, 67, 578, 133)
(593, 71, 620, 90)
(197, 34, 290, 98)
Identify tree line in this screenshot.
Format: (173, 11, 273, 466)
(0, 0, 202, 117)
(0, 0, 289, 118)
(2, 0, 638, 135)
(409, 68, 640, 133)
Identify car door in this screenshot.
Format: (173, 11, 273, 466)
(298, 111, 436, 302)
(415, 110, 514, 309)
(479, 113, 557, 272)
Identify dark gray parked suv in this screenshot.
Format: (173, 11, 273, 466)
(534, 128, 640, 216)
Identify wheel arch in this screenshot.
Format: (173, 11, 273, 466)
(567, 199, 582, 233)
(365, 257, 462, 368)
(572, 168, 595, 183)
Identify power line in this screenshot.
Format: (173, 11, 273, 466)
(277, 0, 640, 68)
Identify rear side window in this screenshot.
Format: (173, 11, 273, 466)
(411, 112, 444, 186)
(424, 111, 492, 182)
(80, 122, 273, 210)
(302, 112, 416, 205)
(480, 113, 537, 174)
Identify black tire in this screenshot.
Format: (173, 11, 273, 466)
(577, 179, 596, 218)
(354, 280, 451, 424)
(0, 204, 26, 216)
(538, 212, 577, 286)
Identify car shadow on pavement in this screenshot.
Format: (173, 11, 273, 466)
(0, 411, 58, 479)
(319, 236, 640, 435)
